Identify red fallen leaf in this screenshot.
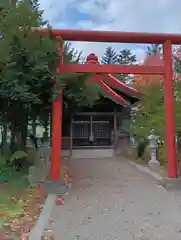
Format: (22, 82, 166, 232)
(56, 197, 64, 205)
(49, 218, 54, 225)
(0, 185, 46, 239)
(21, 232, 29, 240)
(0, 212, 8, 216)
(0, 233, 6, 240)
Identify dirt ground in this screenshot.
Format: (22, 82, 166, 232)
(46, 157, 181, 240)
(0, 184, 46, 240)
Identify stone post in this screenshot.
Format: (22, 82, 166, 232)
(148, 134, 160, 172)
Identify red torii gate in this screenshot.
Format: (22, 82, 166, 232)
(33, 28, 181, 179)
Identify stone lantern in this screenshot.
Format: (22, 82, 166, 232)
(148, 134, 160, 172)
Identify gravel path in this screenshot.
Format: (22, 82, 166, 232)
(48, 158, 181, 240)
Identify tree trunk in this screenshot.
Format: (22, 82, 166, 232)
(10, 122, 17, 153)
(43, 114, 49, 142)
(1, 122, 8, 154)
(21, 116, 28, 150)
(10, 115, 28, 152)
(32, 117, 36, 137)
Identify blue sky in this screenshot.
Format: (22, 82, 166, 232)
(39, 0, 181, 62)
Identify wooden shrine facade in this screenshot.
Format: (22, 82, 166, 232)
(61, 98, 133, 152)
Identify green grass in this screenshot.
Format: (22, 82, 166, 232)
(0, 175, 28, 227)
(0, 147, 38, 228)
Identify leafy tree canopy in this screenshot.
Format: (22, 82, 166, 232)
(0, 0, 100, 122)
(147, 44, 161, 56)
(128, 78, 181, 144)
(129, 47, 181, 143)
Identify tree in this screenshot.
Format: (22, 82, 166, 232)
(147, 44, 161, 56)
(126, 47, 181, 164)
(116, 49, 136, 83)
(130, 78, 181, 131)
(117, 49, 136, 65)
(129, 83, 165, 141)
(173, 46, 181, 150)
(174, 46, 181, 75)
(0, 0, 60, 150)
(129, 80, 181, 140)
(101, 47, 117, 64)
(0, 0, 100, 153)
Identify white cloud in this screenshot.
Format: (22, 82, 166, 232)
(133, 48, 146, 63)
(39, 0, 181, 61)
(74, 0, 181, 33)
(38, 0, 76, 27)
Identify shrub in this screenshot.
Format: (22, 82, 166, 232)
(157, 144, 166, 166)
(136, 138, 149, 159)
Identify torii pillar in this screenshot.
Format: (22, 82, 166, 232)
(163, 40, 178, 178)
(50, 43, 63, 180)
